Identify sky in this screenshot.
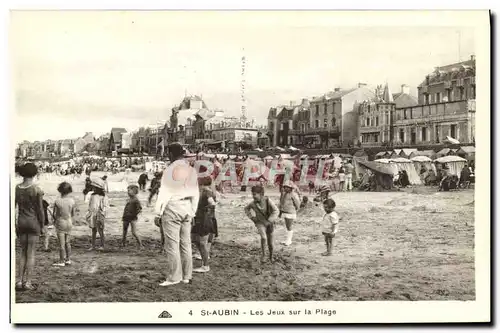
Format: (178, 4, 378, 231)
(10, 11, 476, 143)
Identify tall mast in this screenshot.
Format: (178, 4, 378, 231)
(241, 48, 247, 126)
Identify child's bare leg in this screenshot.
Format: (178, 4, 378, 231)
(91, 228, 97, 249)
(121, 223, 128, 246)
(18, 234, 28, 284)
(57, 232, 66, 263)
(65, 235, 71, 261)
(131, 221, 142, 247)
(266, 228, 274, 262)
(43, 229, 50, 250)
(326, 236, 333, 254)
(98, 228, 105, 248)
(199, 235, 210, 267)
(257, 225, 267, 261)
(25, 235, 38, 285)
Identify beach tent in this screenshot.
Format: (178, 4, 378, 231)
(375, 151, 391, 159)
(357, 159, 396, 191)
(434, 155, 467, 178)
(275, 146, 286, 152)
(409, 150, 436, 160)
(399, 149, 417, 159)
(436, 148, 458, 158)
(288, 146, 299, 151)
(390, 149, 402, 159)
(374, 158, 392, 163)
(410, 156, 437, 183)
(456, 146, 475, 161)
(389, 157, 421, 185)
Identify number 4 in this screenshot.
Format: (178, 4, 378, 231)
(189, 310, 193, 316)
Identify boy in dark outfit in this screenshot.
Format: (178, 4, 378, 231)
(138, 173, 149, 192)
(148, 172, 162, 206)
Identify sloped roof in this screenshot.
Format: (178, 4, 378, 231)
(179, 96, 208, 110)
(195, 108, 214, 120)
(375, 151, 390, 157)
(110, 128, 127, 143)
(400, 148, 417, 156)
(458, 146, 475, 154)
(392, 93, 418, 108)
(418, 58, 475, 87)
(410, 150, 436, 158)
(311, 88, 357, 103)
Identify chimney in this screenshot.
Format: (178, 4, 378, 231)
(334, 87, 341, 92)
(470, 54, 475, 61)
(357, 83, 367, 88)
(290, 101, 294, 107)
(401, 84, 410, 95)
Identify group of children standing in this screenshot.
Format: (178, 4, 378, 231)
(15, 161, 340, 291)
(245, 181, 340, 262)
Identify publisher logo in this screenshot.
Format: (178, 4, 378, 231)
(158, 311, 172, 319)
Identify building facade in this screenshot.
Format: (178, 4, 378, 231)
(392, 99, 475, 146)
(417, 55, 476, 105)
(358, 83, 396, 147)
(268, 84, 375, 149)
(167, 95, 209, 145)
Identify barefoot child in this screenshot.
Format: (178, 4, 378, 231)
(321, 199, 339, 256)
(15, 163, 45, 291)
(279, 181, 300, 246)
(122, 185, 143, 248)
(192, 176, 217, 273)
(86, 178, 108, 251)
(52, 182, 76, 266)
(244, 185, 279, 263)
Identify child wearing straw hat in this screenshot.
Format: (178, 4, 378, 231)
(86, 177, 109, 251)
(279, 181, 300, 246)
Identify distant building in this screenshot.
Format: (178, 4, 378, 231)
(417, 55, 476, 105)
(358, 83, 397, 147)
(74, 132, 95, 154)
(267, 84, 375, 149)
(108, 128, 127, 152)
(392, 99, 475, 146)
(168, 95, 209, 145)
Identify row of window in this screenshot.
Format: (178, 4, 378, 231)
(363, 113, 390, 127)
(361, 124, 459, 145)
(314, 103, 337, 117)
(423, 86, 476, 104)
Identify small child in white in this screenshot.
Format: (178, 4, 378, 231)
(321, 198, 339, 256)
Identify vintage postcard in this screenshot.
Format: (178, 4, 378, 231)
(9, 10, 490, 324)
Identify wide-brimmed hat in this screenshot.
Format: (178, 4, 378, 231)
(90, 177, 105, 190)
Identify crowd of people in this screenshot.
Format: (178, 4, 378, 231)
(14, 142, 475, 291)
(14, 142, 346, 291)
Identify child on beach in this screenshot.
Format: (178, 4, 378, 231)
(15, 163, 45, 291)
(244, 185, 279, 263)
(321, 199, 339, 256)
(148, 172, 162, 206)
(86, 178, 108, 251)
(121, 185, 143, 248)
(52, 182, 76, 266)
(192, 176, 217, 273)
(279, 181, 300, 246)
